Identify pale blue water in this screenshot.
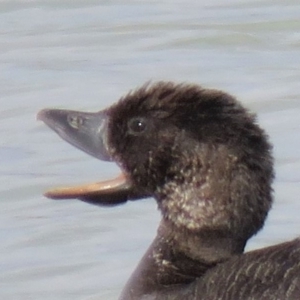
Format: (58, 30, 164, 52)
(0, 1, 300, 299)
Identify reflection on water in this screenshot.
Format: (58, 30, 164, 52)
(0, 1, 300, 299)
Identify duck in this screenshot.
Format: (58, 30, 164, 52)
(38, 81, 300, 300)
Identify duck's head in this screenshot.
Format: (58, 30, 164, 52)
(38, 82, 274, 242)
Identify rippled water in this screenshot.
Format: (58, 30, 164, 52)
(1, 1, 300, 299)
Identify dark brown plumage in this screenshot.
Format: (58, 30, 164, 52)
(38, 82, 300, 300)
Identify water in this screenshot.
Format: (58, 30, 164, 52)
(0, 1, 300, 299)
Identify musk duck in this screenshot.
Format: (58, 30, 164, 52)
(38, 82, 300, 299)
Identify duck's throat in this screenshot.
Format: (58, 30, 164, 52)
(156, 219, 246, 276)
(119, 219, 246, 300)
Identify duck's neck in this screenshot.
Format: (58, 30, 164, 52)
(119, 219, 246, 300)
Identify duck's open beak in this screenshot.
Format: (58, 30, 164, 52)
(37, 109, 140, 206)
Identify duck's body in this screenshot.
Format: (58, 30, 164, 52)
(38, 82, 300, 299)
(120, 237, 300, 299)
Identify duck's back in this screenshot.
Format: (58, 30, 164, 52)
(194, 238, 300, 300)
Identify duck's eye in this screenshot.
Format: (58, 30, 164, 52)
(128, 117, 147, 135)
